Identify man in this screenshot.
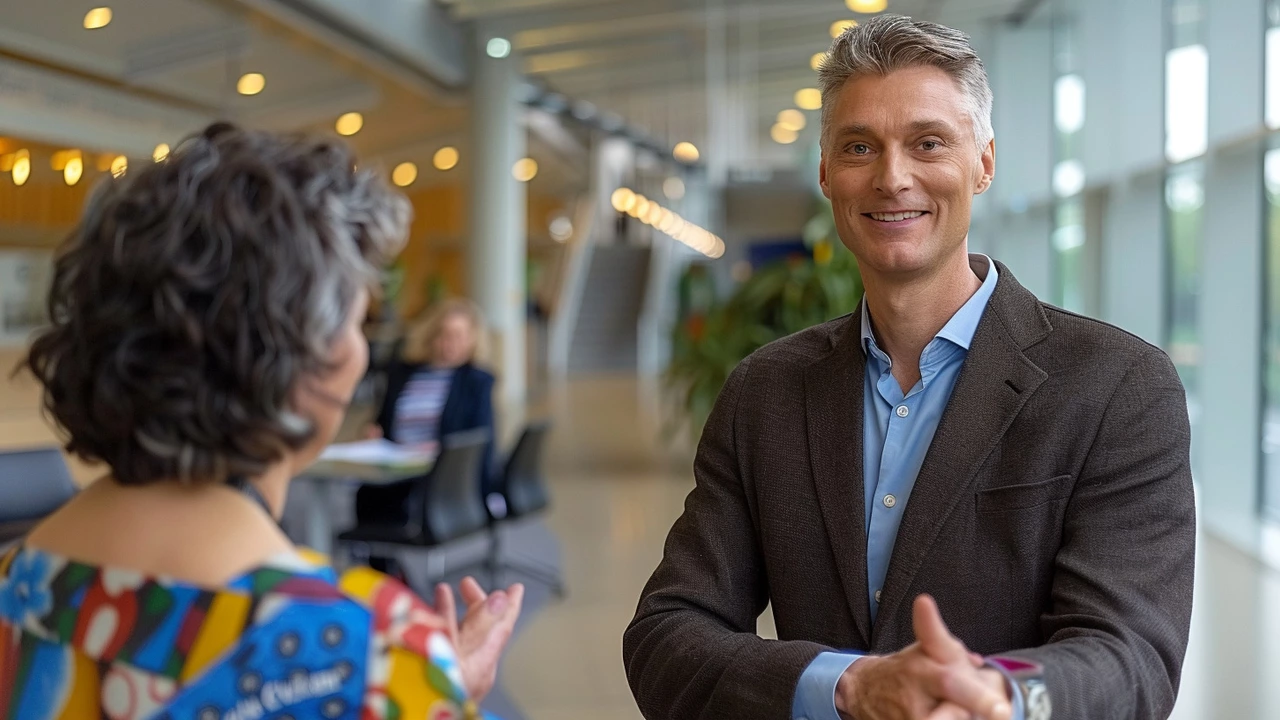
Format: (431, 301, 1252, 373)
(623, 15, 1194, 720)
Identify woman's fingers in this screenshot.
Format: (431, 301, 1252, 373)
(435, 583, 459, 645)
(460, 576, 488, 607)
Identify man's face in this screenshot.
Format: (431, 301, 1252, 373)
(820, 65, 995, 280)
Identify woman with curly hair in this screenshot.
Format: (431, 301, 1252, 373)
(0, 123, 521, 719)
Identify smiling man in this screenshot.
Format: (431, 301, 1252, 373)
(624, 15, 1195, 720)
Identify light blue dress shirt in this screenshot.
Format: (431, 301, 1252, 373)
(792, 256, 1021, 720)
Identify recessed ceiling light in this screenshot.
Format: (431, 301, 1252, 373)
(237, 72, 266, 96)
(110, 155, 128, 177)
(153, 143, 170, 162)
(487, 37, 512, 59)
(795, 88, 822, 111)
(513, 157, 538, 182)
(846, 0, 887, 12)
(673, 142, 700, 163)
(335, 112, 363, 136)
(433, 146, 459, 171)
(392, 162, 418, 187)
(830, 20, 858, 38)
(772, 124, 799, 145)
(811, 52, 827, 71)
(64, 156, 84, 185)
(777, 109, 806, 132)
(84, 7, 112, 30)
(12, 150, 30, 186)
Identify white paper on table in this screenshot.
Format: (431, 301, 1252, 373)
(317, 439, 434, 466)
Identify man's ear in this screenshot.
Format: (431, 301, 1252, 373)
(975, 138, 996, 195)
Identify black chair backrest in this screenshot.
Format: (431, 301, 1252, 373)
(0, 447, 78, 523)
(421, 428, 490, 544)
(503, 422, 552, 518)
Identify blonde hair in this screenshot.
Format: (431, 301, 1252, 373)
(403, 297, 488, 365)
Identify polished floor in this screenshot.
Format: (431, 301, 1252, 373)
(4, 349, 1280, 719)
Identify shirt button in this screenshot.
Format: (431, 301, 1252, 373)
(883, 494, 896, 508)
(896, 405, 909, 418)
(875, 590, 882, 603)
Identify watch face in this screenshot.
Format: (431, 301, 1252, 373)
(1025, 682, 1052, 720)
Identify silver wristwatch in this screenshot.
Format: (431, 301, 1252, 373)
(988, 656, 1051, 720)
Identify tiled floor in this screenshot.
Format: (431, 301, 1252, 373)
(503, 374, 1280, 720)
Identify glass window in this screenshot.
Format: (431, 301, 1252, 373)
(1165, 0, 1208, 163)
(1165, 162, 1204, 425)
(1264, 147, 1280, 523)
(1051, 15, 1088, 312)
(1267, 0, 1280, 129)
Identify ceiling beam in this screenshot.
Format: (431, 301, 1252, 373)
(124, 23, 251, 82)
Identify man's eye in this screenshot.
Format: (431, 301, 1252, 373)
(920, 141, 940, 151)
(850, 144, 871, 155)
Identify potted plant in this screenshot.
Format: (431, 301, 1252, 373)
(665, 201, 862, 435)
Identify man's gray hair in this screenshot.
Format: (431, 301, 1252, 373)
(818, 14, 994, 149)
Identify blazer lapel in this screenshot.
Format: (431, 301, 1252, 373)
(871, 268, 1051, 642)
(804, 310, 874, 647)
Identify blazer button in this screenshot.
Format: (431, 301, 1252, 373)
(875, 590, 882, 603)
(883, 494, 897, 508)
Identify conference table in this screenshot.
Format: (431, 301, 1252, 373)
(296, 439, 435, 556)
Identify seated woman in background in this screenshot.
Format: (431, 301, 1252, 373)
(1, 123, 521, 719)
(356, 299, 497, 531)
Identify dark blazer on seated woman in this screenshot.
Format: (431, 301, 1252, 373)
(356, 359, 497, 526)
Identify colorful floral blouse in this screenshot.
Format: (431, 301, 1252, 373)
(0, 546, 483, 720)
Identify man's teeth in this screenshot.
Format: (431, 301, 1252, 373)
(869, 211, 924, 222)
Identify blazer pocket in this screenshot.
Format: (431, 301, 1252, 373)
(975, 474, 1074, 514)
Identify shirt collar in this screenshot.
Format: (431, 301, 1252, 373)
(860, 253, 999, 355)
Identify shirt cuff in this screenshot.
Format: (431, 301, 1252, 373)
(792, 651, 862, 720)
(984, 659, 1026, 720)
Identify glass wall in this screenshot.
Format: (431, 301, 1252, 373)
(1264, 147, 1280, 523)
(1051, 15, 1087, 312)
(1266, 3, 1280, 523)
(1165, 0, 1206, 431)
(1165, 163, 1204, 414)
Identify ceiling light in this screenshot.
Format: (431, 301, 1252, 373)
(110, 155, 128, 177)
(433, 146, 459, 171)
(846, 0, 887, 12)
(335, 112, 363, 136)
(811, 52, 827, 71)
(392, 162, 418, 187)
(631, 196, 649, 218)
(513, 157, 538, 182)
(64, 156, 83, 186)
(673, 142, 700, 163)
(153, 143, 170, 162)
(663, 176, 686, 201)
(772, 124, 799, 144)
(778, 109, 806, 132)
(12, 150, 29, 186)
(550, 215, 573, 242)
(237, 72, 266, 96)
(84, 7, 112, 30)
(795, 88, 822, 111)
(830, 20, 858, 38)
(611, 187, 637, 212)
(487, 38, 512, 59)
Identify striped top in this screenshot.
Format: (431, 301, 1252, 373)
(391, 367, 456, 446)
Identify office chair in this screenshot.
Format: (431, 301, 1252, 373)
(0, 447, 78, 547)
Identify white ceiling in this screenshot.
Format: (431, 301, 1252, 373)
(449, 0, 1033, 168)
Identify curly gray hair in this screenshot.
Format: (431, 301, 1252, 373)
(24, 122, 410, 485)
(819, 14, 994, 149)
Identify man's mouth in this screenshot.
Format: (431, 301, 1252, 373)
(864, 211, 927, 223)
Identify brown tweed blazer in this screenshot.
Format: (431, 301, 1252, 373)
(624, 262, 1195, 720)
